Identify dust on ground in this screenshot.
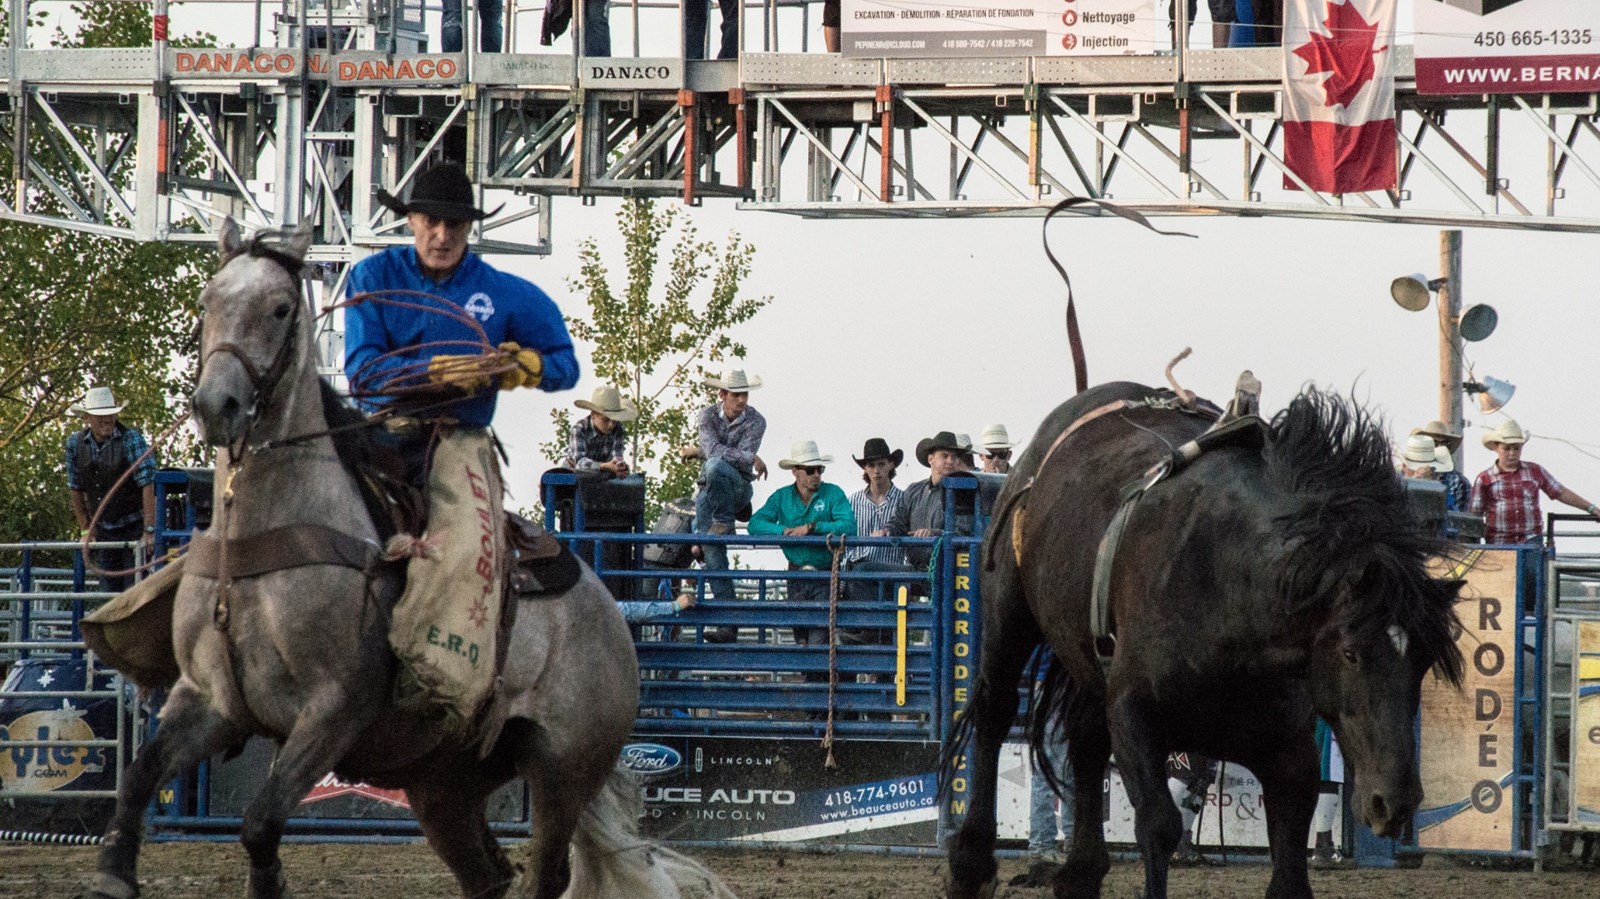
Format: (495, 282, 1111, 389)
(5, 841, 1597, 899)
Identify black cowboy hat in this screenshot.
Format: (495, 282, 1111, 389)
(853, 437, 904, 468)
(915, 431, 964, 467)
(376, 162, 504, 222)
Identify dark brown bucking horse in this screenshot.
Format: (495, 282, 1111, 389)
(944, 381, 1465, 899)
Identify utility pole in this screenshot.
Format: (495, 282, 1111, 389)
(1438, 230, 1464, 471)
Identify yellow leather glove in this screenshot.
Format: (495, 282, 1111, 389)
(427, 353, 492, 392)
(497, 342, 543, 390)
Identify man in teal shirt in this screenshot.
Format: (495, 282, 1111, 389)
(748, 440, 856, 647)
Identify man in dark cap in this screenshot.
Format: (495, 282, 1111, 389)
(343, 162, 579, 476)
(888, 431, 975, 570)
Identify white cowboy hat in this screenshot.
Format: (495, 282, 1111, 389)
(978, 423, 1017, 451)
(1411, 419, 1462, 452)
(778, 440, 833, 470)
(1400, 434, 1439, 468)
(1482, 419, 1527, 448)
(704, 367, 763, 392)
(955, 433, 974, 452)
(1433, 445, 1455, 474)
(573, 385, 638, 423)
(69, 386, 124, 417)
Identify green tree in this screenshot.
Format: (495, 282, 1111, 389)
(0, 2, 216, 541)
(543, 199, 771, 513)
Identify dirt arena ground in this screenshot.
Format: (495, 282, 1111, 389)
(3, 841, 1595, 899)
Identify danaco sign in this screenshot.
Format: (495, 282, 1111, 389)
(169, 49, 465, 85)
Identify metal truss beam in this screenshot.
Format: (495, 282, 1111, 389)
(3, 40, 1600, 244)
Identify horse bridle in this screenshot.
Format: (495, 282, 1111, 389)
(198, 242, 309, 446)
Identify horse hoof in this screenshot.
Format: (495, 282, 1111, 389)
(77, 872, 140, 899)
(941, 868, 997, 899)
(1008, 860, 1061, 887)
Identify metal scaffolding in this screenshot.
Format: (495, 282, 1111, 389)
(4, 0, 1600, 280)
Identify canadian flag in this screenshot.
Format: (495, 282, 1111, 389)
(1283, 0, 1398, 194)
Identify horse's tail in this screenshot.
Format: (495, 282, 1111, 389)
(937, 693, 979, 802)
(1025, 649, 1082, 800)
(564, 764, 739, 899)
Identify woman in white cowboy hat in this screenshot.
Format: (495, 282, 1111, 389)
(66, 386, 159, 592)
(1471, 419, 1600, 544)
(566, 386, 638, 478)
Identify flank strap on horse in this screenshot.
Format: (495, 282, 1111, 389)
(1088, 381, 1270, 655)
(187, 524, 382, 580)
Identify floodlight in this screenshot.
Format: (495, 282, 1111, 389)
(1390, 273, 1445, 312)
(1457, 304, 1499, 342)
(1464, 376, 1516, 414)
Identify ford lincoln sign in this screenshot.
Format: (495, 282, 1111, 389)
(621, 743, 682, 777)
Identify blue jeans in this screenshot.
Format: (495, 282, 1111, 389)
(683, 0, 739, 59)
(1029, 727, 1073, 855)
(582, 0, 611, 56)
(693, 458, 751, 603)
(441, 0, 503, 52)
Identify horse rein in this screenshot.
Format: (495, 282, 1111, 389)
(200, 244, 309, 455)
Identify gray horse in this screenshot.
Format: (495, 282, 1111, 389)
(80, 221, 725, 899)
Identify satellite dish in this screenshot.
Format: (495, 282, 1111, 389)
(1458, 304, 1499, 342)
(1390, 273, 1435, 312)
(1476, 376, 1515, 414)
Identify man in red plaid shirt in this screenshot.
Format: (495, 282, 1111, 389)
(1470, 419, 1600, 544)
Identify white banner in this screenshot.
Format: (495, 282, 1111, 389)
(840, 0, 1159, 59)
(1415, 0, 1600, 94)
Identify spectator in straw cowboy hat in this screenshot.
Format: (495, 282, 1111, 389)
(1471, 419, 1600, 545)
(66, 386, 158, 592)
(1398, 433, 1461, 513)
(344, 162, 578, 481)
(978, 423, 1019, 474)
(1398, 434, 1441, 480)
(890, 430, 976, 570)
(748, 440, 856, 648)
(1413, 419, 1469, 511)
(567, 385, 637, 479)
(680, 367, 767, 635)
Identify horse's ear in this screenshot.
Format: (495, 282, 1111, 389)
(285, 220, 314, 262)
(218, 217, 242, 257)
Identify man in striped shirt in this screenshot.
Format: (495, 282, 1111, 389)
(844, 438, 917, 645)
(846, 437, 905, 569)
(1470, 419, 1600, 545)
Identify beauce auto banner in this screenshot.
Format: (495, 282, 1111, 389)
(1415, 0, 1600, 95)
(840, 0, 1158, 59)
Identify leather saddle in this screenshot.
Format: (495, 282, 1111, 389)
(504, 512, 582, 597)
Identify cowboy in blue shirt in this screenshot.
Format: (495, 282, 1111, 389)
(343, 163, 578, 475)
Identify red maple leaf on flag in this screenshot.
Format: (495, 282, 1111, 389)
(1292, 1, 1387, 109)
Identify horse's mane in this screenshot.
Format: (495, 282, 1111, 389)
(219, 229, 309, 280)
(317, 378, 403, 543)
(1265, 387, 1465, 684)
